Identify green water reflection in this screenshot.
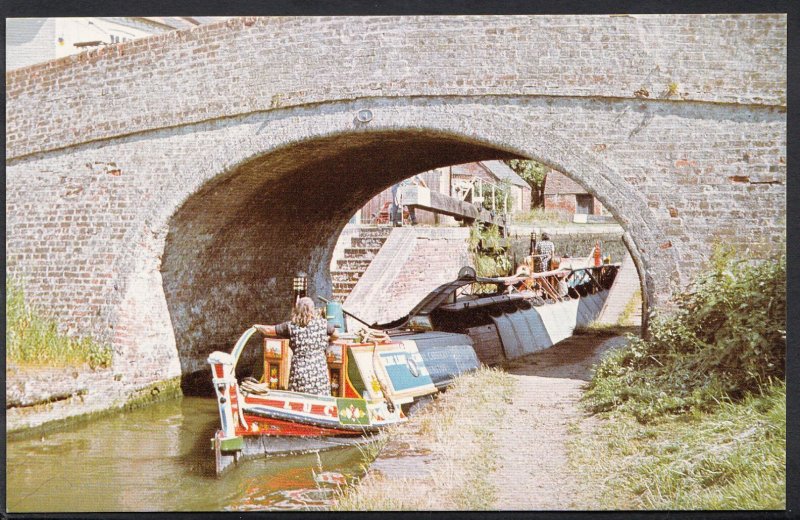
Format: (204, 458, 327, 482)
(7, 397, 373, 512)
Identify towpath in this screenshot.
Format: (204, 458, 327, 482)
(344, 328, 636, 510)
(492, 331, 631, 509)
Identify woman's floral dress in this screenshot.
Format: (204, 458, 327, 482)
(280, 318, 331, 395)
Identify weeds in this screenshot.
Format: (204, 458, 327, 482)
(513, 207, 571, 226)
(572, 246, 786, 509)
(469, 222, 513, 285)
(617, 288, 642, 327)
(583, 247, 785, 423)
(6, 277, 112, 369)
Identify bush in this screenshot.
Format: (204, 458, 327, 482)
(6, 277, 112, 369)
(584, 246, 785, 423)
(469, 224, 512, 274)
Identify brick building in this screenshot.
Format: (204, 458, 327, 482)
(359, 161, 531, 225)
(543, 170, 606, 216)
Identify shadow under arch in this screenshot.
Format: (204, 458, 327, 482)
(158, 100, 674, 393)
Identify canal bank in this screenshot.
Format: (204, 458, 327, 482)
(6, 365, 181, 440)
(334, 329, 633, 510)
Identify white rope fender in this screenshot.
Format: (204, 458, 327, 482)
(235, 383, 249, 430)
(360, 328, 396, 414)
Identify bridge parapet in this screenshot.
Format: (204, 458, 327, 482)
(6, 14, 786, 159)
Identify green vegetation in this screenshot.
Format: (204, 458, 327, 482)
(667, 82, 680, 98)
(573, 323, 640, 338)
(478, 180, 515, 214)
(572, 384, 785, 509)
(584, 246, 785, 422)
(617, 288, 642, 327)
(512, 207, 571, 226)
(505, 159, 548, 208)
(6, 277, 112, 369)
(468, 222, 513, 280)
(574, 246, 786, 509)
(333, 367, 516, 510)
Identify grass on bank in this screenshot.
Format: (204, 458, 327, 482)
(573, 246, 786, 509)
(333, 367, 516, 510)
(6, 277, 112, 369)
(617, 288, 642, 327)
(572, 383, 785, 509)
(512, 207, 572, 226)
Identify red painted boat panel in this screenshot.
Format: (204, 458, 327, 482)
(240, 415, 363, 437)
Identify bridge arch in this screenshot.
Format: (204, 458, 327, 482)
(144, 97, 671, 388)
(4, 14, 783, 401)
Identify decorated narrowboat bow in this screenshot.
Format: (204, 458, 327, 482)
(207, 326, 476, 476)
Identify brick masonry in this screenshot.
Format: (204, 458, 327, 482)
(5, 15, 786, 400)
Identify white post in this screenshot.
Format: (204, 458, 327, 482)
(208, 352, 238, 440)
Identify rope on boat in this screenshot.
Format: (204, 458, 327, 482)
(357, 328, 397, 414)
(240, 377, 271, 395)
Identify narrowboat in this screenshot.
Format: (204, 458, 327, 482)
(207, 325, 478, 476)
(374, 262, 620, 365)
(208, 259, 619, 475)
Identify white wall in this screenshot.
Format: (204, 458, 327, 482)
(54, 18, 156, 59)
(6, 18, 57, 70)
(7, 18, 166, 71)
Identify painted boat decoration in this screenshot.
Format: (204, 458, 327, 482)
(207, 326, 478, 475)
(376, 262, 621, 366)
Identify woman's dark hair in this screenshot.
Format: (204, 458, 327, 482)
(541, 232, 550, 241)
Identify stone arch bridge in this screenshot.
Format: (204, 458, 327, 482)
(6, 15, 785, 393)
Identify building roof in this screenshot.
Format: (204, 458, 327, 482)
(544, 170, 589, 195)
(450, 161, 530, 189)
(481, 161, 530, 188)
(138, 17, 230, 31)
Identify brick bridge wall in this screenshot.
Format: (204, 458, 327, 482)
(6, 15, 786, 395)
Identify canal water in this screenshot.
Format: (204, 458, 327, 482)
(7, 397, 375, 512)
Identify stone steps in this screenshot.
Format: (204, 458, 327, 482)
(343, 247, 381, 259)
(332, 280, 358, 300)
(356, 226, 393, 238)
(329, 226, 393, 301)
(336, 258, 372, 271)
(351, 236, 391, 248)
(331, 269, 364, 283)
(332, 280, 358, 292)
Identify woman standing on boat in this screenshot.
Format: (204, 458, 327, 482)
(535, 232, 556, 272)
(254, 297, 337, 396)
